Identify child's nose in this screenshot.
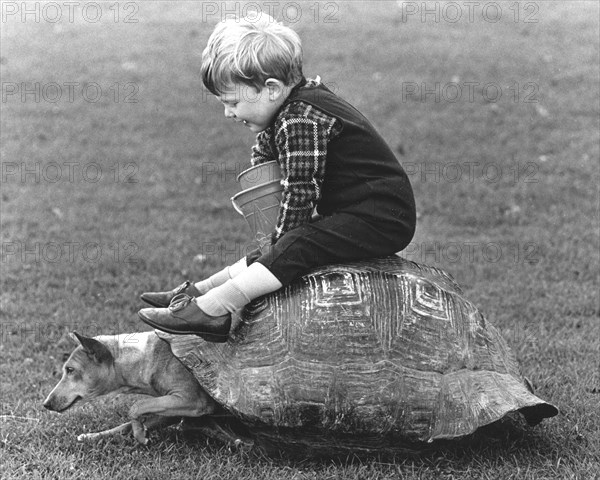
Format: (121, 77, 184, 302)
(224, 106, 235, 118)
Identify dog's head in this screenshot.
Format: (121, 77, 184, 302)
(43, 332, 114, 412)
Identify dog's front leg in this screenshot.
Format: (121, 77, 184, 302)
(78, 416, 179, 444)
(130, 393, 216, 419)
(77, 422, 133, 442)
(130, 418, 148, 445)
(128, 393, 215, 444)
(130, 415, 182, 445)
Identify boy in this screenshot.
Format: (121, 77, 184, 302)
(138, 14, 416, 342)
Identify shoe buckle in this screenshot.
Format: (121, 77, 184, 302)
(174, 281, 190, 295)
(169, 293, 192, 312)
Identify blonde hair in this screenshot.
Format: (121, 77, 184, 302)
(201, 14, 303, 95)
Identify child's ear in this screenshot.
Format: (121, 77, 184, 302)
(264, 78, 285, 101)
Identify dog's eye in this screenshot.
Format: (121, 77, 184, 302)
(65, 367, 75, 375)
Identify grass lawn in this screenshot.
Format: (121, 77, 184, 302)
(1, 1, 598, 479)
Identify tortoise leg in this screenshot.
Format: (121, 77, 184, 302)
(181, 416, 254, 451)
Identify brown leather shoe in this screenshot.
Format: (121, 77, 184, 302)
(138, 294, 230, 343)
(140, 281, 202, 308)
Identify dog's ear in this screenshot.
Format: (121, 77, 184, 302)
(71, 332, 113, 364)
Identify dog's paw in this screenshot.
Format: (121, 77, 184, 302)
(133, 432, 149, 446)
(131, 420, 148, 445)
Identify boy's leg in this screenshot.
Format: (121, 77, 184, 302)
(195, 262, 282, 316)
(140, 257, 248, 308)
(194, 257, 248, 294)
(137, 262, 281, 338)
(253, 211, 412, 286)
(138, 211, 411, 337)
(189, 211, 409, 315)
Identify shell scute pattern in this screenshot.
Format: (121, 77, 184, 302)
(157, 256, 557, 452)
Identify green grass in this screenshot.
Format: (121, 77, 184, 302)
(1, 1, 599, 479)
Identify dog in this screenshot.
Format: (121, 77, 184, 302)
(43, 331, 217, 444)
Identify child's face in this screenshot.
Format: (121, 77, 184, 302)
(218, 81, 287, 133)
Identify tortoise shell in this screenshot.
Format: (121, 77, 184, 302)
(157, 256, 557, 454)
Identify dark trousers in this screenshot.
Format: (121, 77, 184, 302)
(249, 212, 414, 286)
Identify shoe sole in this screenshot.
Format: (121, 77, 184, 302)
(137, 312, 229, 344)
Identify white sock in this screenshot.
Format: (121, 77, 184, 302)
(195, 281, 250, 316)
(195, 262, 282, 316)
(194, 257, 248, 294)
(229, 257, 249, 277)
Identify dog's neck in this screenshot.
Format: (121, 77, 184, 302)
(96, 332, 170, 396)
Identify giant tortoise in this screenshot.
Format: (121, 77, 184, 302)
(156, 255, 558, 455)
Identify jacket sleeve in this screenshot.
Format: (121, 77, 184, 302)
(271, 102, 341, 243)
(250, 131, 275, 166)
